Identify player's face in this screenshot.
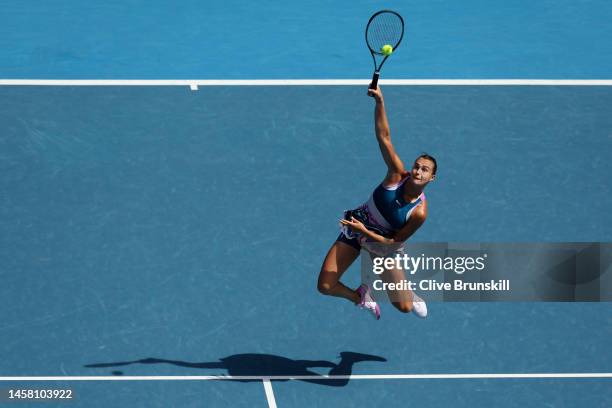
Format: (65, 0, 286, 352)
(410, 158, 435, 186)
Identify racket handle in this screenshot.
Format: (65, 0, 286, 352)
(369, 72, 380, 91)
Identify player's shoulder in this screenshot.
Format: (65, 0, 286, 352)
(382, 171, 410, 188)
(413, 200, 428, 220)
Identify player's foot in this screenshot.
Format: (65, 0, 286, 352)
(412, 293, 427, 318)
(356, 284, 380, 320)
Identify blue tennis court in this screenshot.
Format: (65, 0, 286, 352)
(1, 1, 611, 407)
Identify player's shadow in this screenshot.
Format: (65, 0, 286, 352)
(84, 351, 386, 387)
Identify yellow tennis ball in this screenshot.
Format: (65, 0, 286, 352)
(381, 44, 393, 56)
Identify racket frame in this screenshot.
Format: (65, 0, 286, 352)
(365, 10, 405, 90)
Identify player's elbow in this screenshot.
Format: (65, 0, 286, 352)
(377, 130, 391, 141)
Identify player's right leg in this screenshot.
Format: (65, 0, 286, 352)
(317, 238, 361, 304)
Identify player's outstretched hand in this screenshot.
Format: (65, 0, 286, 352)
(367, 85, 384, 102)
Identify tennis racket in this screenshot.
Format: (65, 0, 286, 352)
(365, 10, 405, 91)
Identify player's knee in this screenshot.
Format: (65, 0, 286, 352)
(317, 271, 338, 295)
(393, 301, 413, 313)
(317, 281, 334, 295)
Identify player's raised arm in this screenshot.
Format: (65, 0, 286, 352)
(367, 86, 407, 186)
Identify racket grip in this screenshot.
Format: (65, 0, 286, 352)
(369, 72, 380, 91)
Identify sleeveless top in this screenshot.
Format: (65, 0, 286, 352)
(367, 174, 425, 232)
(341, 174, 425, 241)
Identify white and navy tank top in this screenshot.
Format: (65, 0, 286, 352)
(361, 174, 425, 234)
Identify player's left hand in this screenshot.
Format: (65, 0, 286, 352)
(339, 216, 367, 234)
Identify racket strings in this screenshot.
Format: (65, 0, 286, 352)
(366, 13, 403, 54)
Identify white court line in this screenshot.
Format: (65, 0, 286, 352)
(262, 378, 277, 408)
(0, 79, 612, 87)
(0, 373, 611, 381)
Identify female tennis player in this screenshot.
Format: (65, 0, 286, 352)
(317, 86, 436, 320)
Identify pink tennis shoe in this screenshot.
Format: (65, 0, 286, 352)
(356, 284, 381, 320)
